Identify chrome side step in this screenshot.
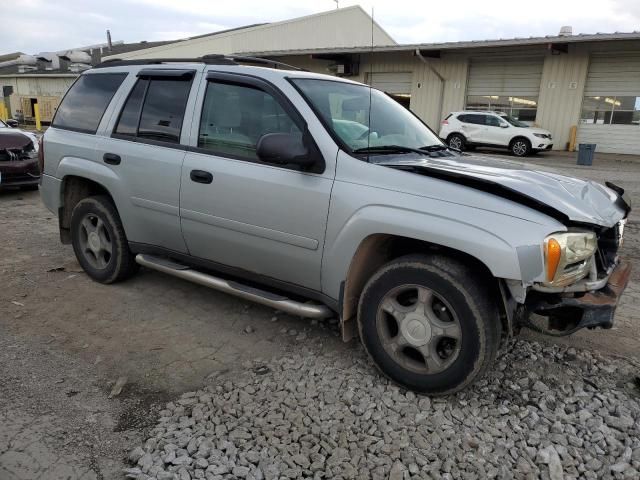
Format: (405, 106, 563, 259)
(135, 254, 333, 319)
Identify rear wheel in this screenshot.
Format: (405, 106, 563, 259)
(510, 138, 531, 157)
(447, 133, 466, 151)
(357, 254, 501, 394)
(70, 195, 138, 284)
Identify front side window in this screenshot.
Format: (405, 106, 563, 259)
(485, 115, 501, 127)
(291, 79, 442, 151)
(500, 115, 529, 128)
(114, 77, 192, 144)
(198, 81, 301, 160)
(53, 73, 127, 133)
(580, 96, 640, 126)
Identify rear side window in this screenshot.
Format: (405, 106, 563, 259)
(461, 114, 486, 125)
(52, 73, 126, 134)
(114, 76, 192, 144)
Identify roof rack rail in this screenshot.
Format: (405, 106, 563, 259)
(93, 54, 307, 71)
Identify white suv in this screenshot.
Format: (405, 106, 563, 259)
(439, 111, 553, 157)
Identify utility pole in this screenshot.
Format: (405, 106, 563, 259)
(334, 0, 339, 8)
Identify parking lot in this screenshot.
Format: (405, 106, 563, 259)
(1, 151, 639, 479)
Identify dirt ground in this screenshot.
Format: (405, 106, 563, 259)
(1, 151, 639, 479)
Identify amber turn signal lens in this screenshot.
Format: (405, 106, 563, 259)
(546, 238, 562, 282)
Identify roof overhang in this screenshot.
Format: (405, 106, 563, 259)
(243, 31, 640, 57)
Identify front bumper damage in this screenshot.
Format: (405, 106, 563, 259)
(0, 158, 40, 187)
(520, 259, 631, 336)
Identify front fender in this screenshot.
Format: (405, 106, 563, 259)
(321, 203, 564, 300)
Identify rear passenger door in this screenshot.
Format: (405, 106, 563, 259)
(97, 68, 200, 253)
(179, 72, 334, 291)
(459, 114, 487, 143)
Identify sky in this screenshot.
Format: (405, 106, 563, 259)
(2, 0, 639, 55)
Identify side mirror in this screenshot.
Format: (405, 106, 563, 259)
(256, 133, 315, 168)
(6, 119, 19, 128)
(500, 123, 509, 128)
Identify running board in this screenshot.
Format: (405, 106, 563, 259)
(135, 254, 333, 319)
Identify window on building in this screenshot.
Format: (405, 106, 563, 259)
(53, 73, 127, 134)
(198, 81, 301, 161)
(114, 77, 192, 144)
(466, 95, 538, 123)
(580, 96, 640, 126)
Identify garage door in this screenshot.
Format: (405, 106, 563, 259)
(467, 57, 544, 97)
(578, 53, 640, 155)
(583, 53, 640, 97)
(368, 72, 412, 94)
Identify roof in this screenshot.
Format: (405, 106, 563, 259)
(103, 6, 396, 61)
(0, 52, 24, 63)
(244, 31, 640, 57)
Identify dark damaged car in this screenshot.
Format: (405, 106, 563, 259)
(39, 60, 631, 394)
(0, 122, 40, 189)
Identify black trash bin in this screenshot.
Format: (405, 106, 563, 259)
(577, 143, 596, 166)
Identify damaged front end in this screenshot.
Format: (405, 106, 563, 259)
(0, 131, 40, 188)
(518, 216, 631, 337)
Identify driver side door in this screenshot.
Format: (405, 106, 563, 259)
(179, 73, 335, 291)
(483, 115, 510, 146)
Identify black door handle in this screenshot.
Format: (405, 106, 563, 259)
(103, 153, 121, 165)
(190, 169, 213, 184)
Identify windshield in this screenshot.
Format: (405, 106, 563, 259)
(291, 78, 443, 152)
(0, 120, 7, 128)
(500, 115, 529, 128)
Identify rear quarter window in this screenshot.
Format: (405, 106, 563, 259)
(52, 73, 127, 134)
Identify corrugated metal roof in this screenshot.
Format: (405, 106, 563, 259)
(243, 31, 640, 57)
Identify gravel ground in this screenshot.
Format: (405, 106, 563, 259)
(123, 339, 640, 480)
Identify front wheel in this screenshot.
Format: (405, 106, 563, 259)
(70, 195, 138, 284)
(357, 254, 501, 394)
(510, 138, 531, 157)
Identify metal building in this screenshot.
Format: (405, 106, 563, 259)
(254, 31, 640, 155)
(102, 6, 395, 61)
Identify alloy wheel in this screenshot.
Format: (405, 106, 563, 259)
(512, 141, 528, 156)
(449, 136, 463, 150)
(78, 213, 113, 270)
(376, 284, 462, 374)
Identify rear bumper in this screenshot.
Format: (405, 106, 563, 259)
(39, 173, 62, 214)
(522, 259, 631, 334)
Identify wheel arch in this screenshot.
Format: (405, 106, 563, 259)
(446, 132, 466, 143)
(58, 175, 116, 244)
(509, 135, 531, 147)
(340, 233, 508, 342)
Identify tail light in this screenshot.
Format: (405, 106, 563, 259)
(38, 136, 44, 174)
(441, 119, 449, 125)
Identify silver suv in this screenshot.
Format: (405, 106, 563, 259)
(39, 56, 631, 394)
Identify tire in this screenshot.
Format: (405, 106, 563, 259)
(357, 254, 501, 394)
(510, 138, 531, 157)
(70, 195, 138, 284)
(447, 133, 466, 151)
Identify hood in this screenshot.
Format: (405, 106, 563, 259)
(373, 153, 628, 228)
(0, 131, 33, 151)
